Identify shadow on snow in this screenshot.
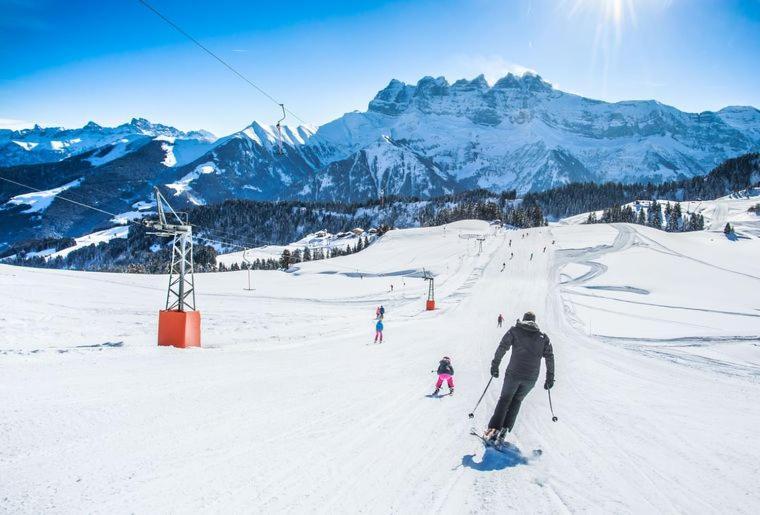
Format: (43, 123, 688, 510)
(461, 443, 529, 471)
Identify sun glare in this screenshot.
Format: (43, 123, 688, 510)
(568, 0, 638, 37)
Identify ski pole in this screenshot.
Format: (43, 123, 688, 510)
(467, 377, 493, 419)
(547, 389, 558, 422)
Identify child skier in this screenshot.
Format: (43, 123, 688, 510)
(374, 319, 384, 343)
(433, 356, 455, 395)
(497, 313, 504, 327)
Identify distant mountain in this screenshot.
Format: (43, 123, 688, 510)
(1, 73, 759, 249)
(310, 74, 760, 193)
(0, 118, 216, 166)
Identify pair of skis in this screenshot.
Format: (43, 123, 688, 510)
(469, 428, 543, 458)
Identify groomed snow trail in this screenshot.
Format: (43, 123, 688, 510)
(1, 220, 759, 513)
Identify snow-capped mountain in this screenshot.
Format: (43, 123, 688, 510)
(311, 136, 458, 202)
(309, 73, 760, 193)
(0, 118, 216, 166)
(1, 73, 759, 249)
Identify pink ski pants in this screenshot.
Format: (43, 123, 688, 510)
(436, 374, 454, 389)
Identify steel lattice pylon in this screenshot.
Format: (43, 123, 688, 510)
(146, 187, 196, 312)
(166, 227, 196, 311)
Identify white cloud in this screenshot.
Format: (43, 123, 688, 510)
(0, 118, 35, 130)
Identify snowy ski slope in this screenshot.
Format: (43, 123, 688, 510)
(1, 214, 759, 513)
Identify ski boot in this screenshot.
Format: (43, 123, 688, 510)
(496, 428, 509, 447)
(432, 388, 440, 396)
(448, 387, 455, 395)
(483, 428, 499, 443)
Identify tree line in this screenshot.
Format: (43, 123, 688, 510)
(585, 200, 705, 232)
(524, 153, 759, 219)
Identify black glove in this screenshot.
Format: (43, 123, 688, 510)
(544, 377, 554, 390)
(490, 361, 500, 378)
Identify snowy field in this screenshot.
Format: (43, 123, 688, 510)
(1, 212, 759, 513)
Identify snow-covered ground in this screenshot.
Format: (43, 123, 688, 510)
(50, 226, 131, 259)
(2, 178, 82, 213)
(1, 212, 759, 512)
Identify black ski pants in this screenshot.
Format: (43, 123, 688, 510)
(488, 375, 535, 432)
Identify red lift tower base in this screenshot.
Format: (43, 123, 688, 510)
(158, 310, 201, 348)
(426, 300, 436, 311)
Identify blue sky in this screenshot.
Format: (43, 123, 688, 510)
(1, 0, 759, 136)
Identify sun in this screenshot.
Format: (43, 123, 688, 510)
(568, 0, 638, 38)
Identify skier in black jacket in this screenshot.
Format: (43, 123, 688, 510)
(433, 356, 455, 395)
(484, 311, 554, 442)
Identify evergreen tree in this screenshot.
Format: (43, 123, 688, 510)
(280, 249, 292, 269)
(636, 207, 646, 225)
(650, 200, 663, 228)
(673, 203, 683, 231)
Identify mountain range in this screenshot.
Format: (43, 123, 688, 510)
(1, 72, 759, 248)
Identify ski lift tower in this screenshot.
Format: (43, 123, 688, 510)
(459, 233, 487, 255)
(476, 236, 486, 255)
(423, 268, 435, 311)
(145, 187, 201, 348)
(243, 248, 255, 292)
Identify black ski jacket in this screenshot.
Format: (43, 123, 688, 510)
(437, 360, 454, 375)
(492, 320, 554, 382)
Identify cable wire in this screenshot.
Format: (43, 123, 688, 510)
(0, 175, 123, 219)
(0, 174, 282, 251)
(136, 0, 307, 125)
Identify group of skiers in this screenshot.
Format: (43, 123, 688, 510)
(428, 311, 555, 447)
(370, 231, 556, 445)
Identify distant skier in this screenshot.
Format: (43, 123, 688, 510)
(543, 246, 546, 253)
(509, 239, 512, 247)
(380, 305, 385, 318)
(390, 284, 394, 292)
(375, 306, 382, 319)
(510, 252, 514, 260)
(374, 319, 384, 343)
(497, 314, 504, 327)
(530, 252, 534, 261)
(484, 312, 555, 444)
(433, 356, 455, 395)
(501, 262, 506, 272)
